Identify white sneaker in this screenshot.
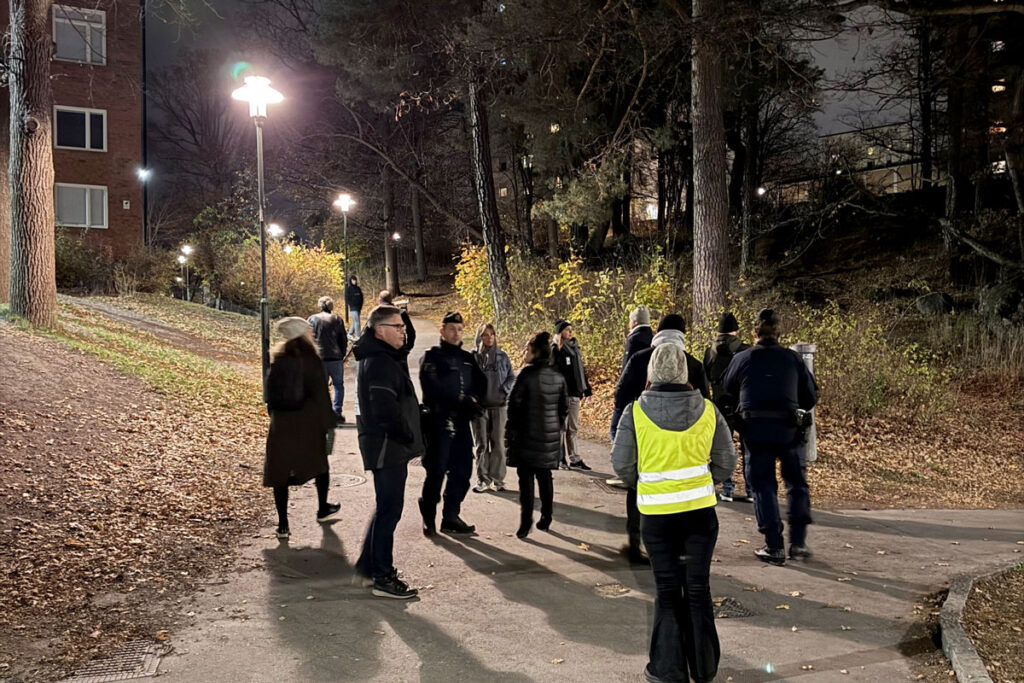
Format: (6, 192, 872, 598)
(472, 482, 490, 493)
(718, 492, 734, 502)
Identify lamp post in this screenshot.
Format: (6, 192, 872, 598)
(177, 254, 188, 300)
(232, 75, 283, 392)
(333, 193, 355, 325)
(137, 168, 151, 244)
(267, 223, 284, 238)
(179, 244, 193, 300)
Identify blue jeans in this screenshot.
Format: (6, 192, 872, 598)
(744, 441, 811, 549)
(348, 310, 361, 338)
(357, 463, 408, 580)
(323, 360, 344, 416)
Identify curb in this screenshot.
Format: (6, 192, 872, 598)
(940, 563, 1018, 683)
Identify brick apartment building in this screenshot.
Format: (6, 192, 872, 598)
(3, 0, 144, 258)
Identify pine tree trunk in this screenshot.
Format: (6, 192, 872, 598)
(382, 166, 400, 295)
(0, 79, 10, 304)
(547, 219, 558, 261)
(690, 0, 730, 326)
(9, 0, 57, 326)
(739, 96, 759, 277)
(467, 81, 510, 321)
(411, 184, 427, 282)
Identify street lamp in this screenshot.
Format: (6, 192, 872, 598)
(177, 253, 189, 301)
(333, 193, 355, 325)
(137, 168, 151, 245)
(267, 223, 284, 238)
(392, 231, 401, 241)
(232, 74, 284, 393)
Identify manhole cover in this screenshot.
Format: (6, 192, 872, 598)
(592, 478, 629, 495)
(595, 582, 633, 598)
(713, 596, 754, 619)
(331, 473, 367, 488)
(63, 641, 167, 683)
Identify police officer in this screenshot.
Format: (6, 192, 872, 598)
(418, 312, 487, 535)
(722, 309, 818, 565)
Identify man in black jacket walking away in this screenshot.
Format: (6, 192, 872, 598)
(723, 309, 818, 566)
(552, 319, 592, 470)
(344, 275, 364, 340)
(352, 305, 423, 599)
(307, 296, 348, 424)
(703, 312, 750, 502)
(418, 312, 487, 536)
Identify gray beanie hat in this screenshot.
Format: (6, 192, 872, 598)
(629, 305, 651, 326)
(648, 343, 689, 385)
(276, 316, 311, 342)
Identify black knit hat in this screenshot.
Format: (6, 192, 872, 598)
(657, 314, 686, 333)
(554, 319, 571, 334)
(718, 312, 739, 333)
(442, 311, 463, 325)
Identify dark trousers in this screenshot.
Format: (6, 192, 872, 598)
(421, 420, 474, 522)
(517, 467, 553, 525)
(744, 441, 812, 549)
(357, 463, 408, 581)
(626, 486, 641, 549)
(641, 507, 720, 683)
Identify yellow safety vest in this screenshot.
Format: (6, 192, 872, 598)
(634, 398, 717, 515)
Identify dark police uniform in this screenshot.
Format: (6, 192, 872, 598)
(722, 336, 817, 556)
(418, 313, 487, 534)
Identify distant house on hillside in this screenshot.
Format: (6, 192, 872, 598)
(1, 0, 144, 258)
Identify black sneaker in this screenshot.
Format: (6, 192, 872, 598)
(789, 544, 813, 560)
(440, 517, 476, 534)
(316, 503, 341, 523)
(754, 545, 786, 566)
(625, 543, 649, 565)
(569, 460, 592, 471)
(275, 525, 290, 539)
(516, 521, 531, 539)
(536, 516, 551, 531)
(335, 414, 347, 425)
(418, 498, 436, 537)
(371, 575, 418, 600)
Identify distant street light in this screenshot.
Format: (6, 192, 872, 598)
(333, 193, 355, 325)
(232, 74, 284, 393)
(177, 253, 190, 301)
(267, 223, 284, 238)
(392, 231, 402, 241)
(138, 168, 151, 245)
(181, 244, 193, 255)
(283, 245, 294, 254)
(756, 186, 767, 197)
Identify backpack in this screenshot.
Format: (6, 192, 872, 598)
(706, 342, 737, 405)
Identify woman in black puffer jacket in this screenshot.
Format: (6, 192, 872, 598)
(505, 331, 569, 538)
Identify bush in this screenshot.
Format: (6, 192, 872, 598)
(221, 239, 344, 317)
(55, 228, 106, 291)
(112, 248, 175, 296)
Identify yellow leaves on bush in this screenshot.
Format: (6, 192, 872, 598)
(221, 241, 344, 317)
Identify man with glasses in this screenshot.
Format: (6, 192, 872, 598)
(352, 306, 423, 599)
(418, 312, 487, 536)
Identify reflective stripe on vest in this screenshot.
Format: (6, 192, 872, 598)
(634, 398, 717, 515)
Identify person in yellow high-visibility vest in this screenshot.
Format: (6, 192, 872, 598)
(611, 343, 737, 683)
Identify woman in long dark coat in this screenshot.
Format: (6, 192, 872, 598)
(263, 317, 340, 539)
(505, 331, 569, 538)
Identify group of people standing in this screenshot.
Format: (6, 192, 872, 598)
(260, 289, 818, 683)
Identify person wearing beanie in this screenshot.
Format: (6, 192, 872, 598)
(470, 322, 516, 493)
(611, 313, 710, 563)
(505, 331, 569, 538)
(263, 317, 340, 541)
(702, 311, 751, 502)
(551, 319, 593, 470)
(722, 309, 819, 566)
(622, 306, 654, 371)
(611, 343, 736, 683)
(418, 311, 488, 535)
(307, 296, 349, 424)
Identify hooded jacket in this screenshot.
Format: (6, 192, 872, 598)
(621, 324, 653, 370)
(613, 329, 709, 412)
(344, 277, 364, 312)
(472, 329, 515, 408)
(611, 384, 736, 488)
(505, 360, 569, 469)
(352, 332, 425, 470)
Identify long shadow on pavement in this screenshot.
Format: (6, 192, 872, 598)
(263, 526, 531, 682)
(811, 509, 1022, 542)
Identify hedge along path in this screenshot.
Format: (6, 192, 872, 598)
(0, 297, 268, 680)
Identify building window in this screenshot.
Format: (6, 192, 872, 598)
(54, 107, 106, 151)
(499, 187, 509, 198)
(55, 183, 107, 229)
(53, 5, 106, 65)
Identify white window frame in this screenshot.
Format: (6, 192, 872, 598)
(55, 183, 108, 229)
(52, 5, 106, 65)
(53, 106, 107, 152)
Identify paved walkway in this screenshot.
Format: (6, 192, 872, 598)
(156, 319, 1023, 682)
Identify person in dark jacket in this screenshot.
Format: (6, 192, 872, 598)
(471, 322, 516, 493)
(364, 290, 416, 373)
(307, 296, 348, 423)
(263, 317, 340, 540)
(552, 319, 592, 470)
(344, 275, 364, 339)
(352, 305, 424, 599)
(622, 305, 654, 370)
(506, 331, 569, 538)
(611, 313, 709, 564)
(722, 309, 818, 566)
(702, 312, 750, 502)
(418, 312, 488, 536)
